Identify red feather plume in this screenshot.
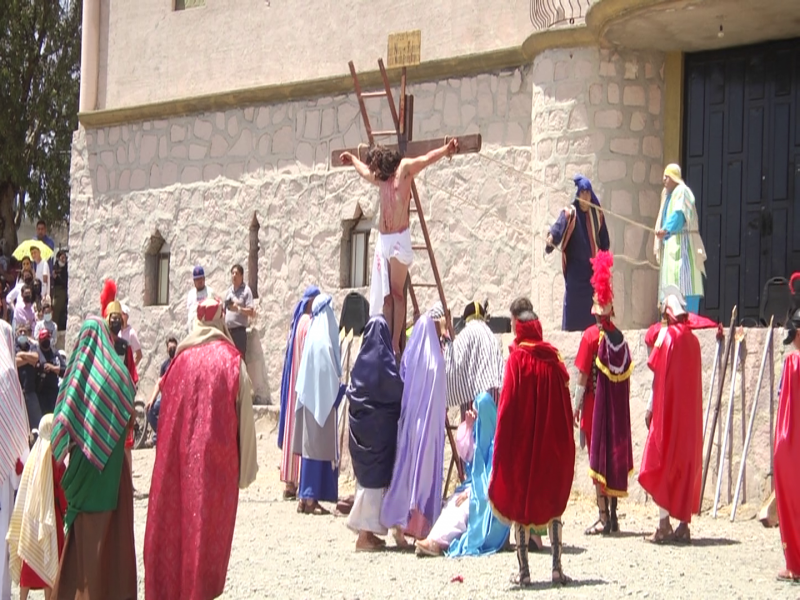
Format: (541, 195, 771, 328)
(590, 250, 614, 307)
(100, 279, 117, 317)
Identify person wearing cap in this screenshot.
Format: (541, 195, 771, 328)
(654, 164, 708, 314)
(638, 285, 703, 544)
(119, 303, 143, 367)
(774, 305, 800, 582)
(186, 265, 215, 334)
(545, 174, 611, 332)
(35, 328, 65, 415)
(573, 251, 634, 537)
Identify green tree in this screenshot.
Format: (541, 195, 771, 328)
(0, 0, 81, 252)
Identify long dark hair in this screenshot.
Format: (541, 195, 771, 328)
(365, 145, 401, 181)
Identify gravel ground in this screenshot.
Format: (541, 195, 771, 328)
(117, 416, 796, 600)
(12, 414, 794, 600)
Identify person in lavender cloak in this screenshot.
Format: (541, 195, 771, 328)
(380, 308, 447, 548)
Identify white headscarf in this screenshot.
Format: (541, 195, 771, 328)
(295, 294, 342, 427)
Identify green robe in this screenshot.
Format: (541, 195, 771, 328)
(61, 438, 125, 530)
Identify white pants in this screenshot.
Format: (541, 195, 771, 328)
(427, 489, 470, 547)
(348, 485, 387, 536)
(368, 230, 414, 317)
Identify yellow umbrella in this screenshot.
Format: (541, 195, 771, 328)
(13, 240, 54, 262)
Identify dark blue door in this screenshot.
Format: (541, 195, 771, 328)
(684, 38, 800, 324)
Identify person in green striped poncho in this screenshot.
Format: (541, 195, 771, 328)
(50, 313, 138, 600)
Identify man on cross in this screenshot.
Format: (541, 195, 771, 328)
(340, 139, 458, 360)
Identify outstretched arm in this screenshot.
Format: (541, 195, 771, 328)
(400, 138, 458, 178)
(339, 152, 377, 185)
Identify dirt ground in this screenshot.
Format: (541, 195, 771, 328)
(112, 415, 796, 600)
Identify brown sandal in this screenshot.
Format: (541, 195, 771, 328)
(552, 569, 572, 586)
(777, 569, 800, 582)
(672, 524, 691, 544)
(303, 501, 331, 516)
(646, 524, 674, 544)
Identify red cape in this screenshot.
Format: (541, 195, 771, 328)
(644, 313, 719, 348)
(489, 319, 575, 528)
(144, 339, 242, 600)
(638, 322, 703, 523)
(775, 351, 800, 574)
(575, 325, 601, 451)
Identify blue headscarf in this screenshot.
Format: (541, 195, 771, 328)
(447, 391, 509, 557)
(295, 294, 342, 427)
(573, 174, 601, 207)
(277, 285, 320, 449)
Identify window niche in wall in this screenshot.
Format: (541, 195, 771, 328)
(340, 209, 372, 289)
(144, 231, 170, 306)
(248, 212, 260, 299)
(175, 0, 206, 10)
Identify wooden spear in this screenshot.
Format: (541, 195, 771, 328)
(700, 306, 737, 504)
(713, 326, 744, 518)
(702, 335, 723, 445)
(731, 319, 773, 521)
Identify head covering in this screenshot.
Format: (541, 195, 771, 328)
(661, 284, 688, 321)
(100, 279, 122, 319)
(176, 298, 234, 357)
(278, 285, 320, 449)
(346, 315, 404, 489)
(51, 317, 136, 470)
(295, 293, 342, 427)
(784, 308, 800, 346)
(0, 319, 30, 487)
(38, 328, 51, 342)
(428, 301, 445, 320)
(121, 303, 130, 316)
(663, 163, 684, 185)
(590, 250, 614, 317)
(462, 300, 489, 323)
(193, 265, 206, 279)
(573, 174, 601, 207)
(445, 315, 504, 409)
(7, 414, 59, 587)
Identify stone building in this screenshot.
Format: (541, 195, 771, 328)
(69, 0, 798, 501)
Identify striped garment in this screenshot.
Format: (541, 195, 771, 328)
(657, 183, 706, 302)
(51, 317, 136, 471)
(280, 314, 311, 485)
(0, 320, 30, 488)
(444, 320, 505, 408)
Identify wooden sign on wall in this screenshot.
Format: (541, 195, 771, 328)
(387, 30, 421, 69)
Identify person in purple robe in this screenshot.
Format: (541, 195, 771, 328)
(346, 315, 404, 551)
(573, 251, 634, 535)
(380, 313, 447, 547)
(546, 174, 610, 332)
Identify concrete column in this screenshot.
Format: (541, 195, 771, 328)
(79, 0, 100, 112)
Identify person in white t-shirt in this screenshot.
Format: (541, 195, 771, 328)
(30, 245, 50, 300)
(120, 304, 143, 367)
(186, 265, 214, 333)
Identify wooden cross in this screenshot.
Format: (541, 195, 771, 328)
(330, 134, 482, 166)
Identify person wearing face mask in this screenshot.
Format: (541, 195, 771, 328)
(120, 304, 143, 367)
(51, 251, 68, 332)
(35, 329, 65, 415)
(33, 300, 57, 342)
(144, 337, 178, 447)
(15, 323, 42, 431)
(12, 284, 36, 332)
(5, 257, 34, 311)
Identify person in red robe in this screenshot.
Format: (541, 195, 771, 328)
(144, 299, 258, 600)
(574, 251, 633, 536)
(775, 307, 800, 582)
(638, 285, 703, 543)
(489, 296, 575, 587)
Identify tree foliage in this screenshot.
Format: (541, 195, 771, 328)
(0, 0, 81, 250)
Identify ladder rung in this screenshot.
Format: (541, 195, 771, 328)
(412, 245, 428, 251)
(361, 91, 387, 98)
(409, 207, 417, 212)
(372, 130, 397, 136)
(413, 283, 439, 288)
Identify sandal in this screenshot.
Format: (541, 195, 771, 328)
(552, 569, 572, 586)
(777, 570, 800, 582)
(511, 572, 533, 587)
(296, 500, 306, 514)
(304, 502, 331, 516)
(414, 540, 442, 557)
(585, 495, 611, 536)
(646, 524, 674, 544)
(672, 524, 691, 545)
(283, 488, 297, 501)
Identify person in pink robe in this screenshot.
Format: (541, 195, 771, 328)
(144, 299, 258, 600)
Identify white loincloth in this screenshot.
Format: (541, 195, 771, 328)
(347, 485, 387, 536)
(368, 229, 414, 317)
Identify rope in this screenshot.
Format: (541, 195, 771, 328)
(477, 153, 699, 236)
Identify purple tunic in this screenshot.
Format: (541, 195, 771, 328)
(380, 315, 446, 539)
(588, 332, 634, 496)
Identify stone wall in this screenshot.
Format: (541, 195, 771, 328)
(68, 67, 534, 403)
(529, 46, 666, 331)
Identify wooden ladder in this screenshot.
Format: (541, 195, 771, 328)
(339, 59, 473, 488)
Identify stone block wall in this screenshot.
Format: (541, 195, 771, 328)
(68, 67, 534, 402)
(529, 47, 666, 330)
